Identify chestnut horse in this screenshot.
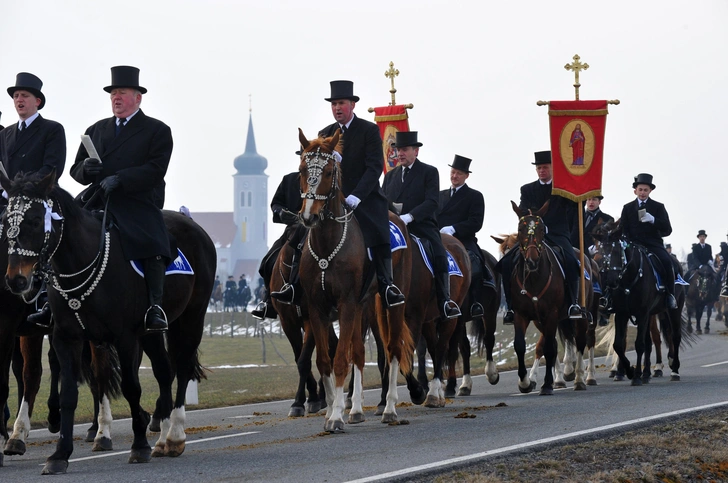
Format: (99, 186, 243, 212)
(296, 129, 414, 431)
(1, 171, 215, 474)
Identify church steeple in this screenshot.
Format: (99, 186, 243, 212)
(234, 111, 267, 174)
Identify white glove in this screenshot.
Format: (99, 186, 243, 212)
(588, 245, 597, 256)
(333, 151, 342, 163)
(709, 259, 715, 267)
(345, 194, 361, 209)
(440, 226, 455, 236)
(640, 212, 655, 223)
(401, 213, 414, 225)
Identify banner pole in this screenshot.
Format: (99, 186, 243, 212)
(578, 204, 586, 309)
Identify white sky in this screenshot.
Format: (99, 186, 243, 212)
(2, 0, 726, 260)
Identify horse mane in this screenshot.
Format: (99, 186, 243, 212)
(5, 171, 87, 222)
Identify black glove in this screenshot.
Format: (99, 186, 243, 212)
(100, 175, 121, 195)
(279, 209, 299, 225)
(83, 158, 103, 177)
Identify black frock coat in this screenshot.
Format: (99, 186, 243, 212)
(0, 115, 66, 180)
(271, 172, 302, 225)
(437, 183, 485, 258)
(70, 110, 172, 261)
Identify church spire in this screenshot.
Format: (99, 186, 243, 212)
(234, 106, 267, 174)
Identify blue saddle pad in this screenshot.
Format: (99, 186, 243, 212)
(131, 248, 194, 277)
(675, 274, 690, 286)
(410, 235, 463, 278)
(389, 221, 407, 252)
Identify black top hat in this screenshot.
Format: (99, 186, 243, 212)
(449, 154, 472, 173)
(324, 80, 359, 102)
(392, 131, 422, 148)
(104, 66, 147, 94)
(632, 173, 656, 190)
(7, 72, 46, 110)
(665, 244, 672, 249)
(697, 230, 707, 238)
(532, 151, 552, 165)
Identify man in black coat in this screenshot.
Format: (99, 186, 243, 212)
(437, 154, 489, 317)
(721, 235, 728, 297)
(497, 151, 582, 324)
(0, 72, 67, 327)
(70, 66, 173, 333)
(253, 165, 306, 319)
(583, 196, 614, 251)
(618, 173, 677, 309)
(689, 230, 713, 270)
(383, 132, 460, 319)
(316, 80, 404, 307)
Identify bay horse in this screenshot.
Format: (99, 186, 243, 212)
(296, 128, 414, 430)
(209, 283, 223, 312)
(685, 264, 719, 334)
(591, 219, 686, 383)
(0, 171, 215, 474)
(507, 201, 593, 395)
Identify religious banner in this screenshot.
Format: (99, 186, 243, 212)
(371, 104, 410, 173)
(547, 100, 608, 202)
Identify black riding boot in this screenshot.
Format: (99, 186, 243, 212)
(567, 279, 583, 319)
(252, 291, 279, 320)
(27, 289, 53, 328)
(468, 251, 484, 317)
(271, 249, 302, 305)
(144, 256, 168, 333)
(434, 256, 461, 320)
(373, 245, 404, 307)
(665, 284, 678, 310)
(501, 256, 514, 325)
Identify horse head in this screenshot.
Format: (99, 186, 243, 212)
(511, 200, 548, 271)
(491, 233, 518, 256)
(591, 219, 626, 288)
(0, 170, 59, 296)
(297, 128, 342, 228)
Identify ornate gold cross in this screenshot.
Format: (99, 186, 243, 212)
(384, 61, 399, 106)
(564, 54, 589, 100)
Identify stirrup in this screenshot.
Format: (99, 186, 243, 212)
(144, 305, 168, 332)
(503, 309, 514, 324)
(721, 286, 728, 298)
(28, 302, 53, 328)
(271, 283, 294, 305)
(384, 285, 405, 307)
(568, 304, 583, 319)
(470, 302, 484, 318)
(251, 302, 267, 320)
(443, 300, 461, 319)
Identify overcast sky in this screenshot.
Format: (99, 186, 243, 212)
(2, 0, 726, 260)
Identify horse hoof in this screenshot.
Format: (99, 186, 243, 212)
(670, 374, 681, 382)
(687, 325, 693, 333)
(348, 412, 365, 424)
(47, 420, 60, 434)
(41, 459, 69, 475)
(574, 382, 587, 391)
(0, 452, 3, 467)
(563, 372, 576, 382)
(609, 370, 616, 378)
(165, 440, 185, 457)
(381, 412, 397, 424)
(641, 376, 650, 384)
(149, 417, 161, 433)
(705, 328, 710, 334)
(410, 388, 426, 406)
(375, 405, 385, 416)
(325, 419, 345, 433)
(614, 374, 625, 382)
(539, 386, 554, 396)
(631, 378, 643, 387)
(128, 447, 152, 463)
(92, 437, 113, 452)
(85, 428, 96, 443)
(151, 443, 166, 458)
(457, 387, 472, 396)
(554, 381, 567, 389)
(488, 374, 500, 385)
(696, 329, 702, 335)
(288, 406, 305, 418)
(653, 370, 663, 378)
(586, 378, 598, 386)
(3, 438, 26, 456)
(518, 380, 536, 394)
(424, 395, 441, 408)
(444, 387, 456, 398)
(306, 401, 323, 414)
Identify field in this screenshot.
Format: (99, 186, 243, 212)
(7, 311, 621, 428)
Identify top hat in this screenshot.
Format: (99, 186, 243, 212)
(632, 173, 656, 190)
(324, 80, 359, 102)
(697, 229, 707, 238)
(7, 72, 46, 110)
(665, 243, 672, 249)
(448, 154, 472, 173)
(103, 66, 147, 94)
(532, 151, 552, 165)
(392, 131, 423, 148)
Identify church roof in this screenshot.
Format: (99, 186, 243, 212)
(190, 212, 236, 248)
(234, 113, 268, 175)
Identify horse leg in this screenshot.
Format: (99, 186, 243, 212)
(457, 326, 473, 396)
(482, 306, 500, 385)
(641, 322, 653, 384)
(516, 317, 535, 393)
(301, 325, 324, 415)
(695, 305, 703, 334)
(444, 328, 460, 398)
(136, 334, 172, 458)
(540, 331, 558, 396)
(347, 322, 366, 424)
(552, 339, 568, 389)
(561, 338, 576, 383)
(573, 318, 589, 391)
(368, 314, 388, 416)
(0, 333, 16, 457)
(613, 314, 633, 381)
(667, 307, 683, 381)
(46, 335, 61, 434)
(631, 315, 650, 386)
(416, 333, 429, 390)
(5, 335, 43, 456)
(280, 315, 308, 417)
(650, 317, 664, 377)
(706, 305, 711, 333)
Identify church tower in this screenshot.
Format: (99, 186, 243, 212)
(230, 111, 269, 277)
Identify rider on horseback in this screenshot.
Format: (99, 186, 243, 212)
(382, 132, 460, 320)
(437, 154, 492, 318)
(498, 151, 584, 324)
(604, 173, 677, 311)
(720, 234, 728, 297)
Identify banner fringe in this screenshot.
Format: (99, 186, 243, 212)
(552, 188, 603, 203)
(374, 114, 409, 122)
(549, 109, 609, 117)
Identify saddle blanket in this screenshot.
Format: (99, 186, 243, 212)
(411, 235, 463, 278)
(675, 274, 690, 286)
(367, 220, 408, 260)
(130, 249, 194, 278)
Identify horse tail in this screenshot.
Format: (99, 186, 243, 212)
(375, 296, 414, 375)
(676, 308, 699, 348)
(189, 349, 207, 382)
(87, 343, 122, 400)
(469, 315, 487, 357)
(595, 314, 616, 351)
(557, 318, 575, 346)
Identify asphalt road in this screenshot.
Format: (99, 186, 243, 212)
(2, 331, 728, 482)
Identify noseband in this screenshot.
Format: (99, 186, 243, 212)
(515, 215, 553, 303)
(518, 216, 544, 263)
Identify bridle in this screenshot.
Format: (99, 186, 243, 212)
(599, 238, 642, 299)
(514, 214, 553, 304)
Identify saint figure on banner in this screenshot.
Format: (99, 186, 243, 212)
(569, 123, 585, 165)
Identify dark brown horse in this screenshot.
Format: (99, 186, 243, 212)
(685, 264, 720, 334)
(1, 171, 215, 474)
(507, 201, 593, 395)
(296, 129, 414, 430)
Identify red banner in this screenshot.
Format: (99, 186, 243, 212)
(372, 105, 410, 173)
(548, 100, 608, 202)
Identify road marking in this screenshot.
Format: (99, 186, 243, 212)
(702, 360, 728, 368)
(343, 401, 728, 483)
(52, 431, 260, 464)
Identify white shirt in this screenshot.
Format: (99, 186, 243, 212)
(19, 112, 40, 129)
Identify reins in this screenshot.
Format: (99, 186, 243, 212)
(514, 215, 553, 306)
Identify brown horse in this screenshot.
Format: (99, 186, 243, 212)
(685, 264, 720, 334)
(507, 201, 593, 395)
(296, 129, 414, 431)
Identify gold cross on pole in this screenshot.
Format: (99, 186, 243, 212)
(564, 54, 589, 101)
(384, 61, 399, 106)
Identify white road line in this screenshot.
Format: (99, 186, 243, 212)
(343, 401, 728, 483)
(702, 360, 728, 368)
(51, 431, 260, 464)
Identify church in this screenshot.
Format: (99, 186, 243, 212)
(192, 113, 269, 281)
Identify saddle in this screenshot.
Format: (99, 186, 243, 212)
(633, 245, 669, 289)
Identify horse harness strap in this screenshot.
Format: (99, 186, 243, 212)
(307, 208, 349, 291)
(515, 256, 554, 306)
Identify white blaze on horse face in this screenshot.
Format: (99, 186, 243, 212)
(527, 220, 537, 236)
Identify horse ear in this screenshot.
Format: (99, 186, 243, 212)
(510, 200, 524, 218)
(298, 128, 310, 150)
(38, 169, 57, 196)
(535, 199, 550, 217)
(325, 129, 340, 152)
(491, 235, 505, 244)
